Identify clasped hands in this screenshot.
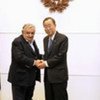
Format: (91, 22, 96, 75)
(34, 59, 46, 69)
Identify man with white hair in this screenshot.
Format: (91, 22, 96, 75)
(8, 24, 41, 100)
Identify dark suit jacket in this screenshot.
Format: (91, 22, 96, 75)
(43, 32, 68, 83)
(8, 35, 41, 86)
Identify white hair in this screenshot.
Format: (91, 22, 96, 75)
(22, 23, 35, 31)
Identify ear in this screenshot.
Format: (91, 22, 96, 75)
(22, 30, 24, 33)
(22, 30, 24, 34)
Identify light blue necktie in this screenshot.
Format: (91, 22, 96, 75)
(48, 38, 52, 50)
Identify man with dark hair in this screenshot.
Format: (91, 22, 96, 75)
(37, 17, 69, 100)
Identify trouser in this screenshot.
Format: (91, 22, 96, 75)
(12, 84, 35, 100)
(44, 81, 68, 100)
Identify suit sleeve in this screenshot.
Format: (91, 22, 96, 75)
(47, 36, 68, 68)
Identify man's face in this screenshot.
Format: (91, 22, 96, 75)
(43, 19, 56, 37)
(22, 27, 35, 42)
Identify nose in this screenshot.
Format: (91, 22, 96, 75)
(46, 27, 50, 30)
(29, 33, 34, 37)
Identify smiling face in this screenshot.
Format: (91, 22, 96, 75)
(43, 18, 56, 37)
(22, 24, 35, 43)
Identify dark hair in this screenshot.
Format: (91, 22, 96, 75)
(43, 17, 56, 26)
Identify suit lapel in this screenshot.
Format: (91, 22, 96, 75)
(21, 35, 37, 56)
(33, 41, 39, 56)
(44, 37, 49, 57)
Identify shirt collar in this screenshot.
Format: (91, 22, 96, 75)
(49, 31, 56, 40)
(25, 39, 34, 44)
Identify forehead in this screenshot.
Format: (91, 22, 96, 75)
(24, 27, 35, 32)
(43, 20, 56, 28)
(44, 19, 54, 24)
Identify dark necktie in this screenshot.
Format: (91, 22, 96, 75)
(29, 42, 35, 52)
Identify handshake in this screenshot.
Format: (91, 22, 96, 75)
(34, 59, 46, 69)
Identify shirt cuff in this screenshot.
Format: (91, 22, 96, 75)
(44, 61, 49, 67)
